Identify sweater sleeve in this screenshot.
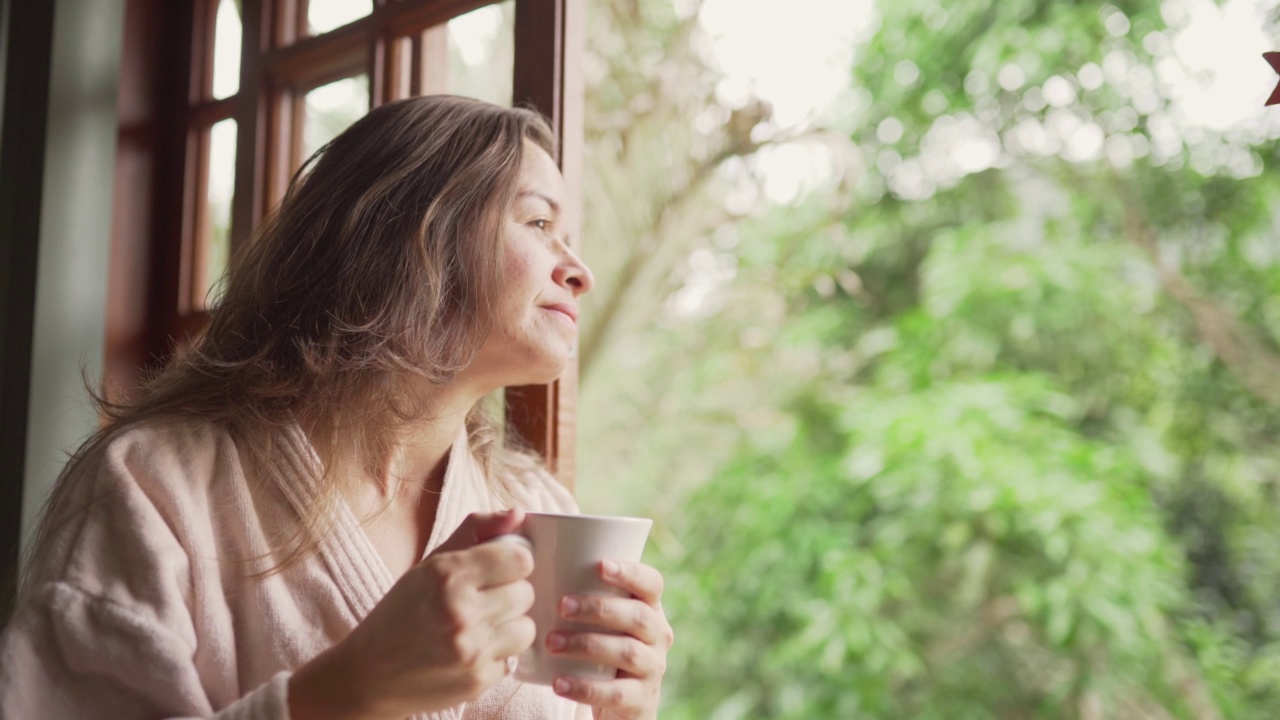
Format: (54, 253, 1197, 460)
(0, 582, 291, 719)
(0, 425, 292, 719)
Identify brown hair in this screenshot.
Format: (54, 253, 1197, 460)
(25, 95, 558, 582)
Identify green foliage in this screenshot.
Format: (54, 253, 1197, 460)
(578, 0, 1280, 717)
(668, 377, 1186, 718)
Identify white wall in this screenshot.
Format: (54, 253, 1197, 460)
(21, 0, 125, 546)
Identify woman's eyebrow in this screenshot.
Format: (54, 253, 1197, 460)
(515, 190, 560, 214)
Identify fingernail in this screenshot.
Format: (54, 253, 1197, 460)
(602, 560, 620, 578)
(560, 596, 580, 617)
(554, 678, 572, 695)
(547, 632, 567, 651)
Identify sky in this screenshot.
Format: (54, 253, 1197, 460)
(698, 0, 1279, 133)
(698, 0, 1280, 203)
(1166, 0, 1279, 131)
(699, 0, 875, 129)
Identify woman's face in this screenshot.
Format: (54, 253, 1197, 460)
(465, 139, 595, 389)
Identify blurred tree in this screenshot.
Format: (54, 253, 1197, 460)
(574, 0, 800, 512)
(576, 0, 1280, 717)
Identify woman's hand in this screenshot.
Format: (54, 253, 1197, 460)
(546, 560, 674, 720)
(289, 510, 536, 720)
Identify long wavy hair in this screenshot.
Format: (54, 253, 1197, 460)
(25, 95, 558, 582)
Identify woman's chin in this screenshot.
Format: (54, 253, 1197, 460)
(503, 356, 571, 387)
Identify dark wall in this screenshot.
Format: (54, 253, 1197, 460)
(0, 0, 55, 624)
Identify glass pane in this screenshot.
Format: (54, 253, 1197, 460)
(446, 0, 514, 104)
(211, 0, 242, 99)
(205, 118, 237, 305)
(308, 0, 373, 36)
(302, 75, 369, 162)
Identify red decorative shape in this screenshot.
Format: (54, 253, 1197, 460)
(1265, 52, 1280, 106)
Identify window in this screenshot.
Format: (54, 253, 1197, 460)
(108, 0, 585, 483)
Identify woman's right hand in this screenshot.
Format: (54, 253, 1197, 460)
(289, 509, 536, 720)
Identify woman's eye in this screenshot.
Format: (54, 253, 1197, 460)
(531, 219, 550, 231)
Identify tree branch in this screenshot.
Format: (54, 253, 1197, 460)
(1122, 201, 1280, 411)
(578, 127, 827, 379)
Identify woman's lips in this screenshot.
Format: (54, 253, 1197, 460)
(542, 304, 578, 324)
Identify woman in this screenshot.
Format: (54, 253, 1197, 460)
(0, 96, 673, 719)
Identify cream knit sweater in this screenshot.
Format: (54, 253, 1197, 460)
(0, 419, 590, 719)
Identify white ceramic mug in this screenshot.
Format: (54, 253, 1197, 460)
(495, 511, 653, 686)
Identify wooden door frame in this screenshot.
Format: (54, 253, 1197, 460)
(507, 0, 584, 484)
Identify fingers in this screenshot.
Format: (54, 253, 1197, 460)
(598, 559, 664, 606)
(558, 594, 665, 646)
(473, 579, 535, 626)
(490, 614, 537, 660)
(467, 539, 534, 588)
(544, 630, 662, 678)
(424, 531, 533, 590)
(432, 509, 527, 555)
(552, 676, 657, 713)
(553, 560, 673, 719)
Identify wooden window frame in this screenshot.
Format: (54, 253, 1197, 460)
(107, 0, 584, 486)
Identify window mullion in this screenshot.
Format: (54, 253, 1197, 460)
(230, 0, 268, 253)
(384, 0, 492, 37)
(271, 0, 299, 49)
(419, 25, 449, 96)
(190, 96, 237, 128)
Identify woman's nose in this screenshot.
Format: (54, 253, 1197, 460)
(555, 250, 595, 297)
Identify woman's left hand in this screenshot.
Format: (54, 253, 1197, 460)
(546, 560, 674, 720)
